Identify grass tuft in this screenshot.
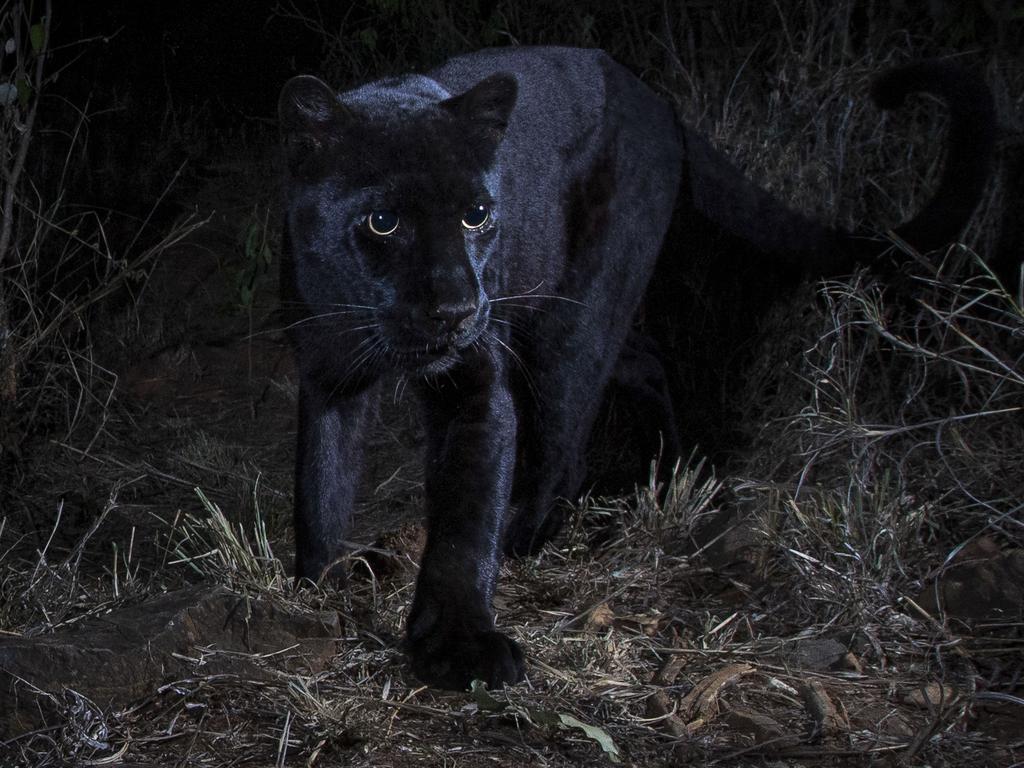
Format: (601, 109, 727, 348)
(169, 485, 288, 593)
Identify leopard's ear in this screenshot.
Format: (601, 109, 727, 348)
(279, 75, 349, 158)
(441, 73, 518, 152)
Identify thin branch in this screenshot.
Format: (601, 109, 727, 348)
(0, 0, 51, 268)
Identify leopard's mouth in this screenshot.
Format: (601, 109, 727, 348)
(416, 352, 462, 376)
(386, 309, 489, 372)
(383, 334, 470, 375)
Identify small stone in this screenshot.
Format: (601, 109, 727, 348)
(903, 682, 959, 709)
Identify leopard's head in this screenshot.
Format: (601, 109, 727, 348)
(279, 71, 517, 378)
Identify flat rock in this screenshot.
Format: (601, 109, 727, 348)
(915, 542, 1024, 623)
(783, 637, 850, 671)
(724, 706, 790, 744)
(0, 585, 340, 737)
(691, 506, 767, 572)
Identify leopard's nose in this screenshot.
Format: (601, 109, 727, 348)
(427, 300, 478, 333)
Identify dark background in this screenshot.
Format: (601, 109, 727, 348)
(57, 1, 324, 124)
(42, 0, 1019, 241)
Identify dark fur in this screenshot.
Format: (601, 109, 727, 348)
(278, 47, 994, 689)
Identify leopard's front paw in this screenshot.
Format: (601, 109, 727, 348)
(408, 626, 525, 690)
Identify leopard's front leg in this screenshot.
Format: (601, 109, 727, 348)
(407, 345, 524, 690)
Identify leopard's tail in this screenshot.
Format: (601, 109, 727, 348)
(871, 60, 995, 254)
(651, 60, 995, 460)
(679, 59, 996, 274)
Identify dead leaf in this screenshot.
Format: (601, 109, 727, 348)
(801, 679, 850, 740)
(618, 611, 663, 636)
(650, 654, 687, 686)
(839, 652, 863, 674)
(584, 602, 616, 631)
(679, 663, 755, 723)
(646, 690, 687, 737)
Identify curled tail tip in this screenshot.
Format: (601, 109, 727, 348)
(872, 75, 905, 111)
(875, 59, 997, 253)
(871, 59, 995, 120)
(870, 68, 910, 110)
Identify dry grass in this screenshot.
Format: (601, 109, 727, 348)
(5, 422, 1019, 765)
(746, 248, 1022, 558)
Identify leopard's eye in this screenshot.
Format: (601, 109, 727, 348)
(367, 210, 399, 236)
(461, 204, 490, 230)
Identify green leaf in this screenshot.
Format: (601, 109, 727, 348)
(29, 22, 43, 54)
(469, 679, 507, 712)
(527, 706, 561, 727)
(557, 714, 621, 763)
(522, 706, 622, 763)
(245, 221, 264, 258)
(358, 27, 377, 51)
(15, 75, 30, 108)
(467, 683, 620, 762)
